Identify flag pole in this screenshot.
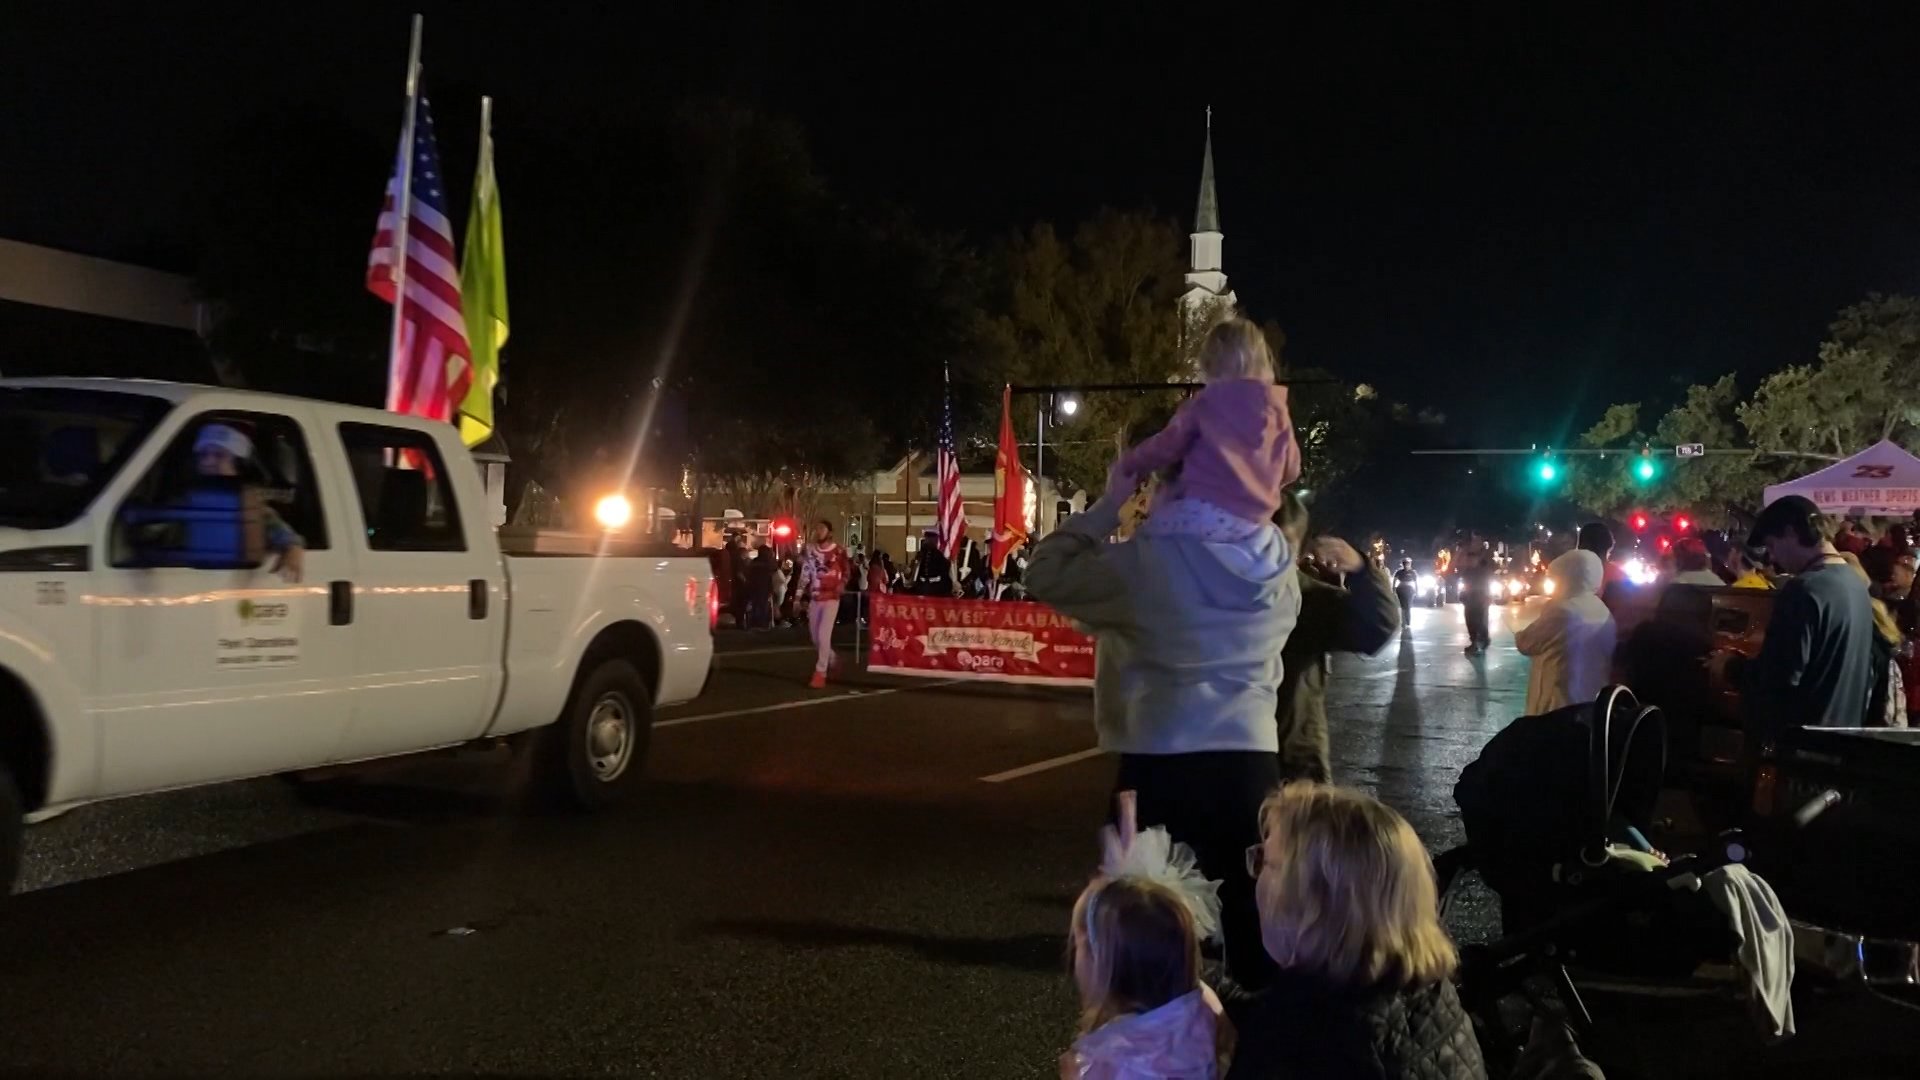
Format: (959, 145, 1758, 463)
(384, 13, 424, 411)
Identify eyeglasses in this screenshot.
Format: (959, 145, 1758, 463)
(1244, 843, 1267, 879)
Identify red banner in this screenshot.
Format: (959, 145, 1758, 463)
(867, 594, 1095, 686)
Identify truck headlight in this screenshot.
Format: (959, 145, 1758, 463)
(594, 494, 634, 530)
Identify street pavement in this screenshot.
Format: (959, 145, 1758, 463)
(2, 605, 1915, 1077)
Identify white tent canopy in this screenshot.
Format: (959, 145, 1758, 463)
(1762, 439, 1920, 515)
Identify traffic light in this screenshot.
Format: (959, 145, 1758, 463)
(1535, 457, 1558, 483)
(1630, 511, 1650, 533)
(1634, 456, 1657, 483)
(1674, 514, 1692, 533)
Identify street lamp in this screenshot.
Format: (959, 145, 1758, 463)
(1036, 393, 1081, 534)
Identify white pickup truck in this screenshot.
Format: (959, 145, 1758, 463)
(0, 379, 715, 890)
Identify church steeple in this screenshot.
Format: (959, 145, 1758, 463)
(1195, 115, 1221, 235)
(1183, 107, 1234, 319)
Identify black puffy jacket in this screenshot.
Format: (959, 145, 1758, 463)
(1221, 970, 1486, 1080)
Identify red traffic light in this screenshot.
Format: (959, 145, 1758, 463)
(1674, 514, 1692, 533)
(1657, 535, 1673, 552)
(770, 520, 794, 539)
(1630, 512, 1650, 532)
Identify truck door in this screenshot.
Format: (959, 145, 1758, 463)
(331, 421, 502, 758)
(94, 407, 357, 795)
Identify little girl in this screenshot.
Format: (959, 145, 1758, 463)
(1063, 793, 1231, 1080)
(1117, 318, 1300, 542)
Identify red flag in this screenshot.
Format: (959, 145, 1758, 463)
(990, 385, 1029, 574)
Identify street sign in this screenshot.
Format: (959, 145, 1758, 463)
(1675, 443, 1705, 458)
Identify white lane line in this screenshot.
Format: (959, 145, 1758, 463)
(980, 747, 1105, 783)
(656, 678, 965, 729)
(714, 645, 818, 660)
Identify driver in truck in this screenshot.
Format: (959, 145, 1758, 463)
(193, 423, 305, 583)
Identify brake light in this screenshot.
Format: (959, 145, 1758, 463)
(707, 578, 720, 632)
(1751, 763, 1778, 817)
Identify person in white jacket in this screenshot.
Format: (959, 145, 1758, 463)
(1514, 549, 1617, 716)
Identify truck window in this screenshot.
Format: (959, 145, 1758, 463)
(337, 423, 466, 552)
(113, 410, 329, 559)
(0, 387, 170, 530)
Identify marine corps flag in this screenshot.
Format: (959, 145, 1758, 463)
(990, 385, 1029, 574)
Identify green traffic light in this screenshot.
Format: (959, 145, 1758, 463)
(1537, 461, 1557, 482)
(1635, 457, 1656, 482)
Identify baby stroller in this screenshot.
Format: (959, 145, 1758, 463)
(1440, 686, 1753, 1072)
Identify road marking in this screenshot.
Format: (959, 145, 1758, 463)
(714, 645, 817, 660)
(656, 679, 964, 729)
(980, 747, 1105, 783)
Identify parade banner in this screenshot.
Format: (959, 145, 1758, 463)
(867, 594, 1095, 686)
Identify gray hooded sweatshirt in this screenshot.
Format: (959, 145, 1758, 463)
(1026, 489, 1301, 754)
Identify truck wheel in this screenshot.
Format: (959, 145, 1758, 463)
(0, 764, 22, 895)
(535, 658, 652, 810)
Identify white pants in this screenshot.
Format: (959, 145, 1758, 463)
(808, 599, 840, 674)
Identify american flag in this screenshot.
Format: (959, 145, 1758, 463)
(367, 95, 471, 424)
(936, 367, 968, 559)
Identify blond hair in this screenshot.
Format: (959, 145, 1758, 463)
(1069, 876, 1200, 1034)
(1254, 784, 1458, 988)
(1198, 317, 1276, 383)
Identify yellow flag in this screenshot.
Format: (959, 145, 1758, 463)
(458, 97, 508, 447)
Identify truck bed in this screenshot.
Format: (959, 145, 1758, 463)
(1756, 727, 1920, 939)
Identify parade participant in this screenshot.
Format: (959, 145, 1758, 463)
(745, 543, 776, 630)
(1062, 792, 1230, 1080)
(911, 530, 953, 596)
(798, 520, 851, 688)
(1028, 450, 1299, 987)
(1222, 784, 1485, 1080)
(1115, 318, 1300, 544)
(1514, 550, 1617, 717)
(192, 423, 304, 582)
(771, 556, 793, 627)
(1392, 558, 1419, 624)
(842, 546, 867, 626)
(1273, 495, 1399, 784)
(1710, 495, 1876, 733)
(1459, 544, 1494, 656)
(866, 550, 892, 596)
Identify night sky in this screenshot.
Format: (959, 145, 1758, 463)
(7, 3, 1920, 451)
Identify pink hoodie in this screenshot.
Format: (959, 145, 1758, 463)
(1119, 379, 1300, 524)
(1061, 989, 1224, 1080)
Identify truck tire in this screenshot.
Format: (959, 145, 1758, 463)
(534, 658, 652, 810)
(0, 763, 21, 895)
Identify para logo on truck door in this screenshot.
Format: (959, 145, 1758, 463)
(216, 596, 302, 670)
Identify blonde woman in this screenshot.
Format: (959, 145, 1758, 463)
(1224, 784, 1486, 1080)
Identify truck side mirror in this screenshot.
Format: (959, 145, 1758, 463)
(119, 481, 266, 570)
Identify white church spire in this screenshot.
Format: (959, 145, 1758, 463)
(1182, 107, 1234, 322)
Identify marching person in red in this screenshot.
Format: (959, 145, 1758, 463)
(800, 520, 852, 688)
